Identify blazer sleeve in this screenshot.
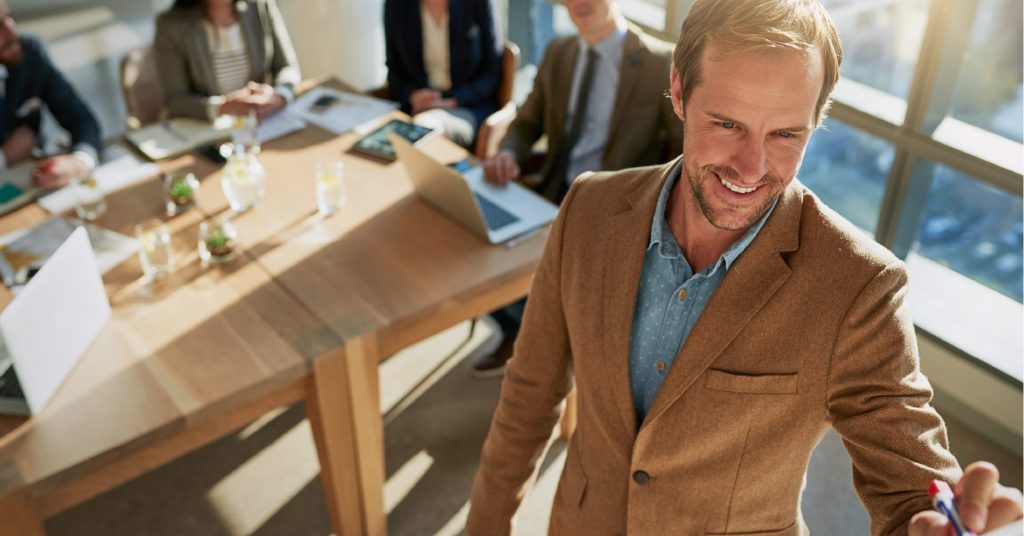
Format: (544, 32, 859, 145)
(466, 176, 581, 535)
(446, 0, 502, 108)
(826, 261, 962, 536)
(262, 0, 300, 102)
(383, 0, 415, 112)
(497, 41, 553, 164)
(31, 39, 101, 162)
(154, 13, 217, 120)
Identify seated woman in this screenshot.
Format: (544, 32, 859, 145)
(384, 0, 503, 148)
(154, 0, 300, 120)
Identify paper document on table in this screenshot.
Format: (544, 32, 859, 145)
(258, 107, 306, 142)
(125, 116, 234, 161)
(292, 87, 398, 136)
(38, 145, 160, 214)
(0, 216, 136, 290)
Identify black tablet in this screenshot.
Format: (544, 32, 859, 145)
(350, 119, 437, 162)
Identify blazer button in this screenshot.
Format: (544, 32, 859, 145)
(632, 470, 650, 485)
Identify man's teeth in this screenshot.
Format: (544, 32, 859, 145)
(719, 176, 756, 194)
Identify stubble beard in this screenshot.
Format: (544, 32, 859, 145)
(685, 157, 780, 232)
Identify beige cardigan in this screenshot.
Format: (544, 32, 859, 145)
(154, 0, 300, 119)
(468, 160, 961, 535)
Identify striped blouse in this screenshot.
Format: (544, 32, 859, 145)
(205, 21, 251, 95)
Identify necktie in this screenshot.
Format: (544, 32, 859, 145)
(541, 47, 599, 203)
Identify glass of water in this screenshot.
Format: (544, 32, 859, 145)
(71, 175, 107, 221)
(315, 161, 346, 216)
(134, 219, 175, 279)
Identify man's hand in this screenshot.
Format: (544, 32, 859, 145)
(2, 125, 35, 166)
(909, 462, 1023, 535)
(483, 150, 520, 187)
(32, 154, 87, 189)
(410, 88, 443, 115)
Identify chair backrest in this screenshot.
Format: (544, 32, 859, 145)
(120, 45, 164, 130)
(496, 41, 520, 108)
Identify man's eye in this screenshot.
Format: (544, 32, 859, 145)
(778, 131, 792, 138)
(721, 122, 736, 129)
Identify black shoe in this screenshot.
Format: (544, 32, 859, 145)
(471, 333, 515, 378)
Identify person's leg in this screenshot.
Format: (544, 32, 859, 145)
(471, 297, 526, 377)
(412, 108, 477, 149)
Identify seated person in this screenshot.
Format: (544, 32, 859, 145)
(154, 0, 300, 121)
(384, 0, 502, 148)
(474, 0, 682, 376)
(0, 1, 101, 189)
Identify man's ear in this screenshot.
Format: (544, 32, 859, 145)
(670, 66, 685, 122)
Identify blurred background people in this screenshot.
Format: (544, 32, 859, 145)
(154, 0, 300, 121)
(0, 0, 100, 189)
(384, 0, 503, 148)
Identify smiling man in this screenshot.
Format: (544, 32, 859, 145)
(0, 1, 100, 189)
(466, 0, 1022, 534)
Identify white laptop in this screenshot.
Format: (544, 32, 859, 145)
(391, 134, 558, 244)
(0, 227, 111, 415)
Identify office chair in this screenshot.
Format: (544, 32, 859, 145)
(120, 45, 164, 130)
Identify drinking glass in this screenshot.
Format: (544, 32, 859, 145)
(135, 219, 174, 279)
(163, 171, 200, 216)
(198, 218, 238, 265)
(221, 151, 267, 212)
(71, 175, 107, 221)
(315, 161, 346, 216)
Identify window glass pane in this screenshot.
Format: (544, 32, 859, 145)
(904, 161, 1023, 381)
(822, 0, 930, 101)
(799, 119, 894, 234)
(949, 0, 1023, 143)
(910, 164, 1023, 303)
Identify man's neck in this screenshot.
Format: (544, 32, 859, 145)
(580, 15, 622, 46)
(666, 179, 747, 274)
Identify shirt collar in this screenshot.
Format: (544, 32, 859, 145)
(577, 16, 628, 59)
(648, 161, 779, 271)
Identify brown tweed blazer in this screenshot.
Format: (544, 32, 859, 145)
(468, 159, 961, 535)
(499, 23, 683, 201)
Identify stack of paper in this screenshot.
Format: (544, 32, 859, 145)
(293, 87, 399, 136)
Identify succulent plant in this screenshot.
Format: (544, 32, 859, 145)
(205, 230, 233, 256)
(169, 181, 194, 205)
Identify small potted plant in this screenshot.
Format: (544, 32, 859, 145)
(164, 171, 201, 216)
(198, 219, 237, 265)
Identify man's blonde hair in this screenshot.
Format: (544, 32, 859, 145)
(673, 0, 843, 126)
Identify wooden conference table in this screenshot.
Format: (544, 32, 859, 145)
(0, 82, 549, 535)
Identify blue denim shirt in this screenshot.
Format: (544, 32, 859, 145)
(628, 163, 777, 423)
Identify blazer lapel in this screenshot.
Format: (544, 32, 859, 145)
(601, 159, 679, 436)
(549, 38, 578, 151)
(640, 183, 804, 429)
(237, 1, 266, 83)
(606, 25, 643, 155)
(185, 19, 216, 96)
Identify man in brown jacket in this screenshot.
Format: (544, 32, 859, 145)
(467, 0, 1023, 534)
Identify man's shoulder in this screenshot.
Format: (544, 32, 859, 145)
(14, 33, 45, 61)
(566, 163, 668, 215)
(791, 182, 901, 270)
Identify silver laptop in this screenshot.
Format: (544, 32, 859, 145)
(0, 227, 111, 415)
(391, 134, 558, 244)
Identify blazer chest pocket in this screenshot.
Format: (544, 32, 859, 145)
(704, 369, 799, 394)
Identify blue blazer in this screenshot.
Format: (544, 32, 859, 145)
(0, 34, 101, 162)
(384, 0, 503, 128)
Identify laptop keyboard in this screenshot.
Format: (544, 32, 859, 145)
(0, 366, 23, 399)
(475, 193, 519, 231)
